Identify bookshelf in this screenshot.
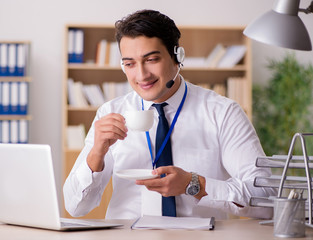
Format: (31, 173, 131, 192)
(0, 41, 31, 143)
(62, 25, 252, 218)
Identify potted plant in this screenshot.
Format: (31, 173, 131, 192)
(253, 53, 313, 159)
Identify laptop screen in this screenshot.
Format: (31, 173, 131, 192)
(0, 144, 61, 230)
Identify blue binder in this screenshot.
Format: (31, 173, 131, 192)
(16, 44, 26, 76)
(10, 82, 19, 114)
(8, 44, 17, 76)
(68, 29, 84, 63)
(0, 44, 8, 76)
(18, 120, 28, 143)
(0, 82, 2, 113)
(1, 82, 10, 114)
(19, 82, 28, 115)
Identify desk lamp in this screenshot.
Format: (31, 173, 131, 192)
(243, 0, 313, 51)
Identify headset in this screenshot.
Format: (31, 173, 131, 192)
(120, 46, 185, 88)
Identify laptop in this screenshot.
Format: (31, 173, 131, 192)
(0, 143, 122, 231)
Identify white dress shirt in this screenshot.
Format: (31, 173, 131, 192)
(63, 78, 276, 220)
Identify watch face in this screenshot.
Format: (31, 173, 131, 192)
(187, 185, 200, 196)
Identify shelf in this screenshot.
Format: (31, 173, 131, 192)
(64, 148, 82, 154)
(68, 106, 98, 112)
(68, 63, 120, 70)
(0, 76, 31, 82)
(0, 115, 32, 121)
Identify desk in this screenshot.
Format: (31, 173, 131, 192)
(1, 219, 313, 240)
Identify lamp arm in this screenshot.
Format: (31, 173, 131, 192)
(299, 0, 313, 14)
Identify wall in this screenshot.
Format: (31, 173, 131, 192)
(0, 0, 312, 207)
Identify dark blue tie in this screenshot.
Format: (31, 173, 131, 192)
(153, 103, 176, 217)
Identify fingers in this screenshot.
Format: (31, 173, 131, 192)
(93, 113, 128, 153)
(136, 166, 183, 197)
(153, 166, 174, 176)
(96, 113, 128, 139)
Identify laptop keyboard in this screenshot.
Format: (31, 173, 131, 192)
(61, 221, 92, 227)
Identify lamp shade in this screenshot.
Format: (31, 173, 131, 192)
(244, 9, 312, 51)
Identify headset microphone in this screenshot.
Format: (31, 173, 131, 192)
(166, 65, 181, 88)
(166, 46, 185, 88)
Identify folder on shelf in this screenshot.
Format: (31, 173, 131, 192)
(67, 29, 75, 63)
(19, 82, 28, 115)
(0, 82, 2, 113)
(10, 120, 18, 143)
(16, 44, 26, 76)
(73, 29, 84, 63)
(19, 120, 28, 143)
(1, 82, 10, 114)
(1, 120, 10, 143)
(0, 43, 8, 76)
(10, 82, 19, 114)
(8, 44, 17, 76)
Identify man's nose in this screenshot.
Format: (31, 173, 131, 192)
(136, 64, 150, 80)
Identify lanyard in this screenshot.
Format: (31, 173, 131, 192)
(142, 82, 188, 169)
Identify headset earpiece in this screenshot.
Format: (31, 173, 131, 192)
(174, 46, 185, 64)
(120, 60, 125, 73)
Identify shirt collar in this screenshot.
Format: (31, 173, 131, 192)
(141, 75, 186, 111)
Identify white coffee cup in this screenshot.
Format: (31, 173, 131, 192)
(124, 110, 154, 131)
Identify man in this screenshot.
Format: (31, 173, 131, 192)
(63, 9, 276, 220)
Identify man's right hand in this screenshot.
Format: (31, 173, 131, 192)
(87, 113, 128, 172)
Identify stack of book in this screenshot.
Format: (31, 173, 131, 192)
(95, 40, 120, 67)
(182, 44, 246, 69)
(227, 77, 249, 110)
(67, 78, 132, 107)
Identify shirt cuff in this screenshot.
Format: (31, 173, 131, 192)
(75, 160, 104, 190)
(198, 178, 229, 207)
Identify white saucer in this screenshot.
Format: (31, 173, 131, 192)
(116, 169, 158, 180)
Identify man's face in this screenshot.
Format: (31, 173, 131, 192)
(120, 36, 180, 103)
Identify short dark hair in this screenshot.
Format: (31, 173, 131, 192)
(115, 9, 181, 63)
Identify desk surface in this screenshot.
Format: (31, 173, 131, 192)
(1, 219, 313, 240)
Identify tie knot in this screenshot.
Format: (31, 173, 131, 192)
(153, 103, 168, 116)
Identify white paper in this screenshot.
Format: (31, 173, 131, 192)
(132, 215, 215, 230)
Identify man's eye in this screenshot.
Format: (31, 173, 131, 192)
(147, 57, 158, 62)
(124, 62, 134, 67)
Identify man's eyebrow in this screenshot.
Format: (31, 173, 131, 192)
(121, 51, 161, 61)
(143, 51, 161, 58)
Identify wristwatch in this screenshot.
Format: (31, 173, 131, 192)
(185, 172, 200, 196)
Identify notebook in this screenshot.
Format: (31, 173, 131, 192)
(0, 143, 122, 231)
